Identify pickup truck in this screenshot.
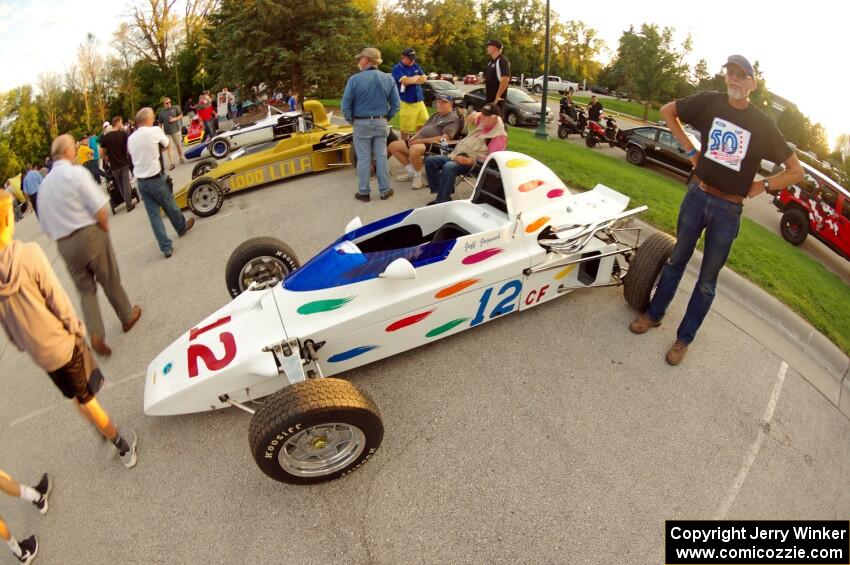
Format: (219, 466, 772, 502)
(524, 75, 580, 95)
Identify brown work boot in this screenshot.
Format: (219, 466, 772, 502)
(628, 313, 660, 334)
(665, 340, 689, 366)
(179, 217, 195, 237)
(91, 334, 112, 356)
(122, 305, 142, 333)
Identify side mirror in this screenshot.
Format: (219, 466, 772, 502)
(380, 258, 416, 280)
(344, 216, 362, 234)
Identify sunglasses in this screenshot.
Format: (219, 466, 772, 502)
(725, 68, 751, 81)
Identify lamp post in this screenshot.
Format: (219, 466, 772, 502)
(534, 0, 551, 140)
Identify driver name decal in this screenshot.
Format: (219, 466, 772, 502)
(705, 117, 751, 172)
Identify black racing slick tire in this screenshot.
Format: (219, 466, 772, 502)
(623, 232, 676, 312)
(248, 378, 384, 485)
(779, 207, 809, 246)
(191, 159, 218, 179)
(225, 237, 300, 298)
(187, 177, 225, 218)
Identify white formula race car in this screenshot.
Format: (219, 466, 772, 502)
(144, 151, 675, 484)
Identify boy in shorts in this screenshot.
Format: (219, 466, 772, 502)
(0, 191, 138, 470)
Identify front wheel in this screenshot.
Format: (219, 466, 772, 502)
(225, 237, 301, 298)
(192, 159, 218, 179)
(209, 137, 231, 159)
(780, 207, 809, 246)
(533, 85, 542, 94)
(557, 124, 569, 139)
(187, 177, 225, 218)
(248, 378, 384, 485)
(623, 232, 676, 312)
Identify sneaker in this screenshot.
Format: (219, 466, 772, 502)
(665, 340, 689, 366)
(122, 305, 142, 333)
(411, 175, 425, 189)
(380, 189, 394, 200)
(628, 313, 660, 334)
(15, 536, 37, 564)
(179, 217, 195, 237)
(395, 172, 413, 182)
(354, 193, 370, 202)
(119, 430, 138, 469)
(33, 474, 51, 514)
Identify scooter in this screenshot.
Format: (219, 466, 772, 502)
(585, 115, 618, 148)
(557, 106, 587, 139)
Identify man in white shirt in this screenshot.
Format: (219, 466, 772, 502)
(127, 107, 195, 258)
(37, 134, 142, 356)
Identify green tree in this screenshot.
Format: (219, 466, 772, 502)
(749, 61, 772, 112)
(4, 87, 49, 166)
(0, 140, 22, 183)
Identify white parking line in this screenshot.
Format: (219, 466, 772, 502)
(8, 371, 147, 428)
(714, 360, 788, 519)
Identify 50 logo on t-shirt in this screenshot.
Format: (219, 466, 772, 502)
(706, 117, 751, 172)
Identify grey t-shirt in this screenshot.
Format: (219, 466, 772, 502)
(157, 106, 183, 135)
(415, 111, 462, 141)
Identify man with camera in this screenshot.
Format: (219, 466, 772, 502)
(127, 107, 195, 259)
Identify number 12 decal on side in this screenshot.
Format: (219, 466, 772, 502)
(187, 316, 238, 378)
(470, 279, 523, 326)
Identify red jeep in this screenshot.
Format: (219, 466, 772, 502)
(772, 163, 850, 261)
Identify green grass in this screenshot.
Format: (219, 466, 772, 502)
(507, 127, 850, 354)
(572, 95, 661, 123)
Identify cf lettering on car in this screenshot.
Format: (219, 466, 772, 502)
(525, 285, 550, 305)
(187, 315, 237, 378)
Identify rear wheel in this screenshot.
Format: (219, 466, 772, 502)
(248, 378, 384, 485)
(780, 207, 809, 245)
(557, 125, 569, 139)
(585, 134, 597, 148)
(187, 177, 224, 218)
(225, 237, 300, 298)
(505, 111, 518, 127)
(623, 232, 676, 312)
(191, 159, 218, 179)
(626, 145, 645, 166)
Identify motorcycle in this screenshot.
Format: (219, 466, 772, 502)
(585, 115, 618, 148)
(557, 106, 587, 139)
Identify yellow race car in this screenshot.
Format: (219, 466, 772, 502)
(177, 100, 353, 217)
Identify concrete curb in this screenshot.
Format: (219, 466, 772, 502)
(635, 220, 850, 419)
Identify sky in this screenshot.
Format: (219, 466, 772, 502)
(0, 0, 846, 149)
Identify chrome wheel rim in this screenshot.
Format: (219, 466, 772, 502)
(238, 256, 290, 292)
(278, 423, 366, 478)
(190, 184, 218, 213)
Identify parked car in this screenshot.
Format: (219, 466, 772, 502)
(463, 74, 479, 85)
(439, 73, 455, 82)
(618, 125, 700, 177)
(772, 162, 850, 259)
(526, 75, 579, 95)
(422, 80, 464, 107)
(427, 72, 438, 80)
(589, 85, 609, 95)
(144, 150, 672, 484)
(462, 87, 553, 127)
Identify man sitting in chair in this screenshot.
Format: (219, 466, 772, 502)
(424, 103, 507, 205)
(388, 94, 463, 189)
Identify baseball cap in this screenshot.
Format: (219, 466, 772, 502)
(723, 55, 754, 78)
(355, 47, 383, 65)
(401, 48, 416, 60)
(486, 39, 503, 49)
(435, 93, 453, 102)
(481, 103, 499, 116)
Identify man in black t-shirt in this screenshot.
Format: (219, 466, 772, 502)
(484, 39, 510, 118)
(101, 116, 135, 212)
(587, 95, 603, 122)
(629, 54, 803, 366)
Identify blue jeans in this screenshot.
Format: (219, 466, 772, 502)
(203, 119, 216, 141)
(137, 173, 187, 253)
(647, 178, 742, 344)
(424, 155, 471, 203)
(353, 119, 391, 196)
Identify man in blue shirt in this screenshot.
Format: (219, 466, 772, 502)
(342, 47, 400, 202)
(22, 165, 43, 218)
(391, 48, 428, 141)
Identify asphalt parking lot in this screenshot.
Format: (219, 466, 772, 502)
(1, 157, 848, 565)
